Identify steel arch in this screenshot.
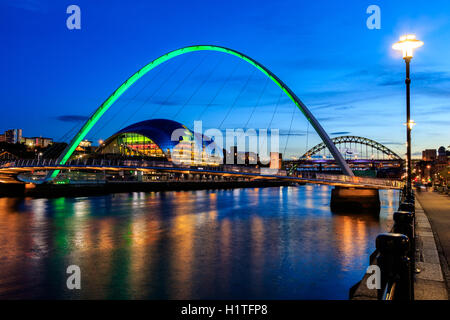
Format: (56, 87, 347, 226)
(301, 136, 402, 160)
(49, 45, 354, 180)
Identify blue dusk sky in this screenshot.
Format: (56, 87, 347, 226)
(0, 0, 449, 158)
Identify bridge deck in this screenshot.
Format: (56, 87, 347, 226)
(0, 160, 403, 190)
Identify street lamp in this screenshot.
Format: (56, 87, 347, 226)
(392, 34, 423, 196)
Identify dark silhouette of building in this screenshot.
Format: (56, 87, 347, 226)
(422, 149, 437, 161)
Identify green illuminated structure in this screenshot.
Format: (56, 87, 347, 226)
(49, 45, 353, 180)
(98, 133, 165, 158)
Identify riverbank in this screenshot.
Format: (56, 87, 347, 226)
(415, 189, 450, 299)
(413, 199, 448, 299)
(350, 191, 449, 300)
(0, 180, 296, 198)
(0, 184, 396, 299)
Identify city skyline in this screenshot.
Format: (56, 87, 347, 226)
(0, 0, 449, 304)
(1, 0, 449, 159)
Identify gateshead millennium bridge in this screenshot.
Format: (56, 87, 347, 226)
(0, 45, 404, 194)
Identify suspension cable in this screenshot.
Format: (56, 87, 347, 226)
(57, 120, 84, 143)
(218, 68, 255, 129)
(267, 92, 283, 129)
(197, 62, 240, 121)
(173, 55, 225, 120)
(89, 61, 170, 141)
(113, 54, 191, 133)
(305, 121, 310, 157)
(283, 102, 297, 157)
(243, 77, 269, 129)
(149, 53, 207, 119)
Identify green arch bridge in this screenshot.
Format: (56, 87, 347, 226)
(50, 45, 354, 180)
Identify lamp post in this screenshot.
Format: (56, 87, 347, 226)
(392, 34, 423, 196)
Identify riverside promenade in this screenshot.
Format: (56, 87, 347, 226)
(416, 189, 450, 299)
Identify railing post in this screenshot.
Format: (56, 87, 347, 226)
(376, 233, 412, 300)
(405, 193, 415, 204)
(399, 201, 415, 214)
(393, 211, 415, 247)
(393, 209, 416, 298)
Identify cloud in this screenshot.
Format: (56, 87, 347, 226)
(3, 0, 48, 12)
(343, 70, 370, 78)
(149, 98, 181, 107)
(311, 102, 355, 111)
(330, 131, 351, 135)
(305, 90, 386, 111)
(316, 116, 338, 122)
(278, 130, 307, 136)
(373, 71, 450, 87)
(339, 68, 450, 99)
(380, 142, 404, 146)
(56, 115, 89, 123)
(418, 119, 450, 126)
(415, 87, 450, 98)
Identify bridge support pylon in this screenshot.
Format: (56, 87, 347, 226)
(330, 187, 380, 212)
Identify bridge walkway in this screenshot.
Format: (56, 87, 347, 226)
(416, 189, 450, 298)
(0, 160, 403, 190)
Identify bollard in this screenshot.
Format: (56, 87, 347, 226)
(393, 211, 415, 246)
(402, 185, 408, 198)
(405, 194, 415, 204)
(393, 210, 416, 297)
(399, 201, 415, 214)
(376, 233, 412, 300)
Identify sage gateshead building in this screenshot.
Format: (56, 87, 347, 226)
(96, 119, 221, 165)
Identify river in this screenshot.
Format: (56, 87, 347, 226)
(0, 185, 398, 299)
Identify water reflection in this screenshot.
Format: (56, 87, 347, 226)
(0, 186, 399, 299)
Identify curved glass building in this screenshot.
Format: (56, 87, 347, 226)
(97, 119, 219, 164)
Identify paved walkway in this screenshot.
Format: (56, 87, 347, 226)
(416, 189, 450, 298)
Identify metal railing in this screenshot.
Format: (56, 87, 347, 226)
(0, 159, 402, 188)
(315, 173, 403, 189)
(0, 159, 286, 176)
(349, 187, 415, 300)
(377, 191, 415, 300)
